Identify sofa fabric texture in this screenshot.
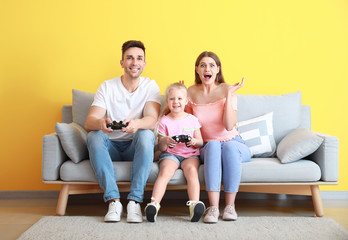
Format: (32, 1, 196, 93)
(55, 122, 88, 163)
(276, 128, 324, 164)
(237, 91, 302, 144)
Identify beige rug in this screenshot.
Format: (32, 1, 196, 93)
(18, 216, 348, 240)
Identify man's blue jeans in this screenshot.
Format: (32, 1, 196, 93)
(87, 129, 155, 203)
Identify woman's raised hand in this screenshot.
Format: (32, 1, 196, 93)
(228, 77, 245, 94)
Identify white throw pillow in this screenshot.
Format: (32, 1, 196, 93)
(277, 128, 323, 163)
(55, 122, 89, 163)
(237, 112, 276, 157)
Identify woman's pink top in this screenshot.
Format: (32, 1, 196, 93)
(186, 95, 239, 142)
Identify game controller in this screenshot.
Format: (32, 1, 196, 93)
(106, 121, 128, 130)
(170, 135, 192, 148)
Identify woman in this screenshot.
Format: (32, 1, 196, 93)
(185, 51, 251, 223)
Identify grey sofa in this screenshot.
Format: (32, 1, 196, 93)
(42, 90, 339, 217)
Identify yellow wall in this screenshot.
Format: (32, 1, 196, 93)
(0, 0, 347, 191)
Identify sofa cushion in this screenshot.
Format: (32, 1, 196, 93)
(72, 89, 95, 128)
(237, 91, 302, 145)
(59, 159, 321, 183)
(55, 122, 89, 163)
(240, 158, 321, 182)
(276, 128, 323, 163)
(60, 160, 160, 182)
(237, 112, 276, 157)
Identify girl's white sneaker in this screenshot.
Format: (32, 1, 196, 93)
(186, 200, 205, 222)
(145, 201, 161, 222)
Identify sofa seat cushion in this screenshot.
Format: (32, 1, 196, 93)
(240, 158, 321, 182)
(60, 160, 159, 182)
(60, 158, 321, 183)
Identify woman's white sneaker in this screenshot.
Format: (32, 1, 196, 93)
(222, 205, 238, 221)
(203, 206, 219, 223)
(104, 201, 123, 222)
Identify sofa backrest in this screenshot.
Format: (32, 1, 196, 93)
(63, 90, 310, 145)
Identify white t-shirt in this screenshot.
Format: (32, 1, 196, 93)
(92, 76, 161, 141)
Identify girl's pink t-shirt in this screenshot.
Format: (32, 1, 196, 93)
(186, 95, 239, 142)
(158, 114, 201, 158)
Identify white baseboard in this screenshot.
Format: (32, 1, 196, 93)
(320, 191, 348, 200)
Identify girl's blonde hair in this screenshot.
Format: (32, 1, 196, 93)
(160, 82, 188, 117)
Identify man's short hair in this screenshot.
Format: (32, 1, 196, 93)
(122, 40, 145, 59)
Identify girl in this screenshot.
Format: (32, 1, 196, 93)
(145, 83, 205, 222)
(186, 51, 251, 223)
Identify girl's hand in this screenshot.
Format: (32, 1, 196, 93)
(166, 136, 177, 148)
(187, 137, 197, 147)
(228, 77, 245, 95)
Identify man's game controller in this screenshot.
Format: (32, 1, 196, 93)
(170, 135, 192, 148)
(107, 121, 128, 130)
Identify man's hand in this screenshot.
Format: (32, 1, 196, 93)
(101, 118, 113, 133)
(120, 119, 138, 133)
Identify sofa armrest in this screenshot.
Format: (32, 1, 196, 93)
(42, 133, 68, 180)
(308, 132, 339, 181)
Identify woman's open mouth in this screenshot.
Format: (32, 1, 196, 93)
(204, 74, 212, 80)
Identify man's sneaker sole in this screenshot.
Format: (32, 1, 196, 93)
(145, 205, 157, 222)
(104, 218, 120, 222)
(127, 218, 143, 223)
(191, 202, 205, 222)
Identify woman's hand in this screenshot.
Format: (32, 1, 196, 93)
(228, 77, 245, 95)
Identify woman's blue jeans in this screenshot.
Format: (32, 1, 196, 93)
(87, 129, 155, 203)
(200, 136, 251, 193)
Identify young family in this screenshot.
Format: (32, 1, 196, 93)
(85, 40, 252, 224)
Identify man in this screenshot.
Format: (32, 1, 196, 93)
(85, 40, 161, 223)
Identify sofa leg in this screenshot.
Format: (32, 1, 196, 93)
(56, 184, 70, 216)
(311, 185, 324, 217)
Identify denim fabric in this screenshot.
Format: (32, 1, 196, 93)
(158, 152, 199, 166)
(87, 129, 155, 202)
(200, 136, 251, 193)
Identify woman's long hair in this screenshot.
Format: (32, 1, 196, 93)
(194, 51, 225, 84)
